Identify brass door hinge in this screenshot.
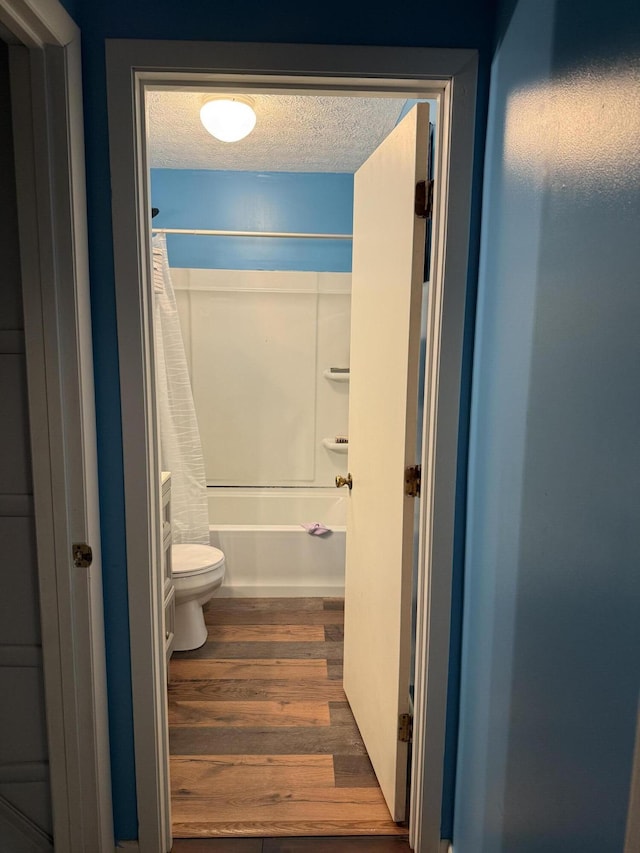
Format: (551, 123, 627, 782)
(73, 542, 93, 568)
(415, 180, 434, 219)
(404, 464, 421, 498)
(398, 713, 413, 743)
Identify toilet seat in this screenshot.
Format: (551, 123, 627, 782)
(172, 543, 225, 578)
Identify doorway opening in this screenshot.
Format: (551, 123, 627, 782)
(144, 88, 436, 839)
(106, 40, 476, 853)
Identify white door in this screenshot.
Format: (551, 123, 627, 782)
(343, 103, 429, 822)
(8, 34, 113, 851)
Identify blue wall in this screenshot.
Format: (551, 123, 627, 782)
(58, 0, 640, 844)
(59, 0, 493, 841)
(455, 0, 640, 850)
(151, 170, 353, 272)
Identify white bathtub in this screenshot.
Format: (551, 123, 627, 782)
(208, 488, 346, 597)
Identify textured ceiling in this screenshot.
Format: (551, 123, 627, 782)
(146, 91, 407, 173)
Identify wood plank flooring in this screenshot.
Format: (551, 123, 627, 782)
(172, 837, 412, 852)
(168, 597, 408, 840)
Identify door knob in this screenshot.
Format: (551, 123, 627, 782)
(335, 473, 352, 490)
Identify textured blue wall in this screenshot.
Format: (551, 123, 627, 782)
(59, 0, 494, 840)
(151, 170, 353, 271)
(455, 0, 640, 850)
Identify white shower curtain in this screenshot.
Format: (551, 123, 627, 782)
(152, 234, 209, 544)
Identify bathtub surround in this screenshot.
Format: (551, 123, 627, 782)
(170, 264, 352, 598)
(172, 268, 351, 489)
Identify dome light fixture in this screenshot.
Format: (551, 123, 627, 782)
(200, 96, 257, 143)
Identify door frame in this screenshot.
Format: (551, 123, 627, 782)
(0, 0, 113, 851)
(106, 39, 477, 853)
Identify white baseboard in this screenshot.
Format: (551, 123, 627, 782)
(218, 585, 344, 598)
(440, 841, 453, 853)
(115, 842, 140, 851)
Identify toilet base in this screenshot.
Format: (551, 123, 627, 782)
(174, 599, 208, 651)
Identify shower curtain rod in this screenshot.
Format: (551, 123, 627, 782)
(152, 227, 352, 240)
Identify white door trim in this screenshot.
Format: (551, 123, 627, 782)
(2, 1, 114, 850)
(106, 40, 477, 853)
(0, 0, 76, 47)
(410, 58, 476, 853)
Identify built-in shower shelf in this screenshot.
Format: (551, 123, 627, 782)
(323, 368, 350, 383)
(322, 438, 349, 454)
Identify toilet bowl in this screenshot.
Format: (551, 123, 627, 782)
(171, 543, 226, 651)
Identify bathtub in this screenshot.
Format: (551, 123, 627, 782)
(208, 488, 346, 597)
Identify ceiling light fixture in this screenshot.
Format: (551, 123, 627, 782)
(200, 96, 257, 143)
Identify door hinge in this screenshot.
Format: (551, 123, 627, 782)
(72, 542, 93, 568)
(415, 179, 434, 219)
(398, 713, 413, 743)
(404, 464, 421, 498)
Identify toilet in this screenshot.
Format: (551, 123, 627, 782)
(171, 544, 226, 651)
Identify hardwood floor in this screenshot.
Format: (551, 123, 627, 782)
(168, 597, 408, 840)
(172, 837, 412, 852)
